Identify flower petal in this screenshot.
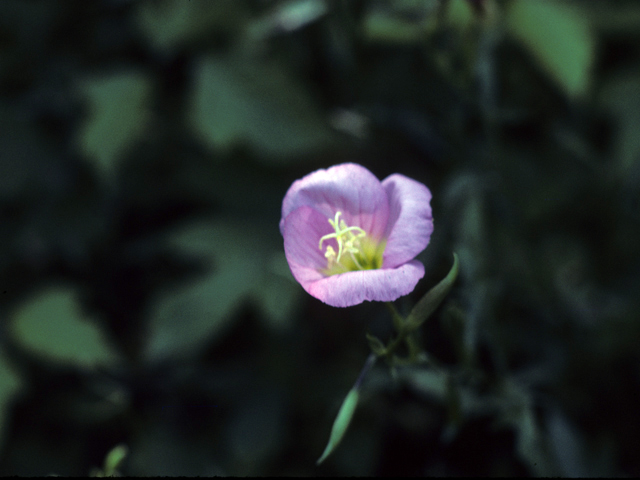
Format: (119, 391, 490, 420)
(306, 260, 425, 307)
(280, 163, 389, 240)
(381, 174, 433, 269)
(283, 205, 333, 286)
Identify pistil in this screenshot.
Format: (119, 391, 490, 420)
(319, 211, 366, 268)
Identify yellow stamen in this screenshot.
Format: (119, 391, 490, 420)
(318, 211, 385, 275)
(319, 212, 366, 264)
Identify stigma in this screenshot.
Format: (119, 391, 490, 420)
(318, 211, 385, 274)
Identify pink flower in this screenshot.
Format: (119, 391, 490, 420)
(279, 163, 433, 307)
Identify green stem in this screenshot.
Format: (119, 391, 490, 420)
(354, 353, 377, 390)
(378, 302, 413, 363)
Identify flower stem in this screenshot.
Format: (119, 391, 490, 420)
(354, 353, 377, 391)
(374, 255, 460, 365)
(378, 302, 413, 362)
(377, 303, 427, 365)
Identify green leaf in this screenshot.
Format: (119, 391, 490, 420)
(144, 220, 301, 361)
(268, 0, 328, 32)
(405, 253, 459, 331)
(190, 55, 335, 162)
(144, 222, 260, 361)
(9, 286, 120, 368)
(317, 388, 359, 465)
(77, 72, 152, 179)
(135, 0, 248, 54)
(506, 0, 595, 98)
(103, 444, 128, 476)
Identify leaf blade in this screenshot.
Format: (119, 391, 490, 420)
(317, 388, 360, 465)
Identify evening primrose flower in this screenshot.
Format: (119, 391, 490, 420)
(279, 163, 433, 307)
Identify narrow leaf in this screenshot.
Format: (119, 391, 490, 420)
(317, 388, 359, 465)
(405, 253, 459, 331)
(104, 444, 128, 476)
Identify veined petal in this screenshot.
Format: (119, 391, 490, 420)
(283, 205, 333, 285)
(381, 174, 433, 269)
(280, 163, 433, 308)
(307, 260, 425, 308)
(280, 163, 389, 240)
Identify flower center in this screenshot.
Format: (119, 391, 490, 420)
(318, 211, 385, 275)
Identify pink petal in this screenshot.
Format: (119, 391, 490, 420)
(381, 174, 433, 269)
(306, 260, 425, 307)
(282, 205, 333, 286)
(280, 163, 389, 240)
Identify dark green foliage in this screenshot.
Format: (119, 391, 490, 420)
(0, 0, 638, 476)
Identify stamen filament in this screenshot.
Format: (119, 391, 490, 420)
(348, 250, 364, 269)
(318, 211, 366, 264)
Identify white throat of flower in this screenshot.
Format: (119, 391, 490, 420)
(318, 210, 388, 277)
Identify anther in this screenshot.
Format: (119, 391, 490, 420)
(318, 211, 366, 265)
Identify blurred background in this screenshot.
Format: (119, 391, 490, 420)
(0, 0, 639, 475)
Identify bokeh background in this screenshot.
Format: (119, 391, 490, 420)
(1, 0, 639, 476)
